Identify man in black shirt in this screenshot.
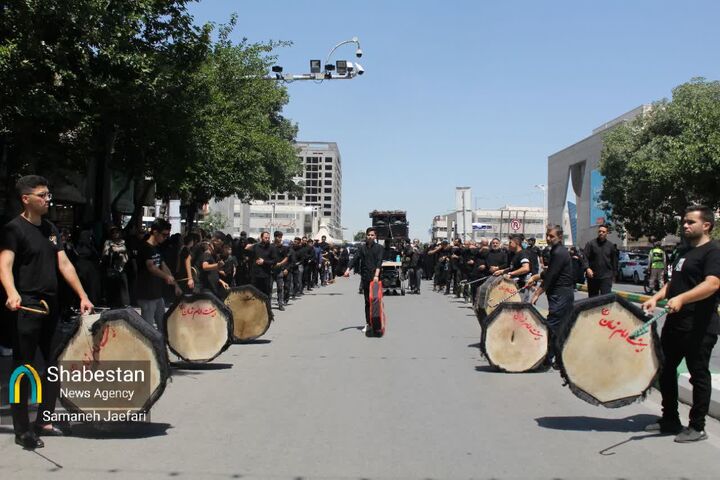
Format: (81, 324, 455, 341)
(584, 224, 618, 297)
(245, 231, 278, 297)
(0, 176, 93, 449)
(272, 231, 290, 311)
(290, 237, 305, 297)
(495, 234, 532, 301)
(345, 227, 385, 329)
(530, 225, 575, 367)
(485, 237, 508, 276)
(642, 206, 720, 442)
(136, 219, 181, 327)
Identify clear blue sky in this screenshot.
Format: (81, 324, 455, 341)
(188, 0, 720, 240)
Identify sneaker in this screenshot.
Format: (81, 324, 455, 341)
(674, 427, 708, 443)
(278, 304, 285, 311)
(362, 325, 368, 333)
(645, 421, 683, 434)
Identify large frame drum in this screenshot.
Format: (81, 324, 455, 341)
(163, 293, 233, 363)
(224, 285, 273, 342)
(54, 308, 169, 415)
(481, 303, 549, 372)
(474, 276, 521, 326)
(559, 294, 662, 408)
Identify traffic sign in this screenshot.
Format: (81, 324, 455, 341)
(510, 219, 522, 231)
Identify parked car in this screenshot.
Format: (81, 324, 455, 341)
(618, 253, 649, 284)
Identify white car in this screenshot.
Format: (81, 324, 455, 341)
(619, 253, 648, 284)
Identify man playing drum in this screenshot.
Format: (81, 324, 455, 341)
(642, 205, 720, 443)
(529, 225, 575, 369)
(0, 176, 94, 449)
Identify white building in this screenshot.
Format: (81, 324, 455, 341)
(270, 141, 343, 240)
(209, 199, 315, 239)
(431, 205, 548, 244)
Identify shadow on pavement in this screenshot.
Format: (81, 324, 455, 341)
(534, 413, 657, 432)
(467, 342, 482, 349)
(70, 421, 172, 439)
(233, 339, 272, 345)
(339, 326, 364, 332)
(170, 362, 233, 370)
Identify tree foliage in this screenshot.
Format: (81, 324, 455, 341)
(1, 2, 300, 227)
(600, 78, 720, 240)
(353, 230, 366, 241)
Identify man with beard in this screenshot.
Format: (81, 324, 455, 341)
(494, 234, 533, 301)
(530, 225, 574, 369)
(583, 224, 618, 297)
(485, 238, 508, 276)
(290, 237, 305, 297)
(245, 231, 278, 298)
(642, 206, 720, 442)
(344, 227, 385, 330)
(272, 231, 290, 311)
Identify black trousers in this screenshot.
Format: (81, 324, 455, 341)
(587, 277, 612, 297)
(252, 276, 273, 298)
(362, 279, 372, 324)
(659, 326, 718, 431)
(545, 287, 575, 364)
(10, 295, 61, 434)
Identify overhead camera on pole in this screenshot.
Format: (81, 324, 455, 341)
(259, 36, 365, 82)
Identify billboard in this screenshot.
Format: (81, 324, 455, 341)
(590, 170, 608, 225)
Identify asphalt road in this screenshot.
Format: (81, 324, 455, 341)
(2, 277, 720, 479)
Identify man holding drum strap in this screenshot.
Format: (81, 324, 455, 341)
(344, 227, 384, 330)
(0, 175, 93, 450)
(529, 225, 574, 369)
(642, 205, 720, 443)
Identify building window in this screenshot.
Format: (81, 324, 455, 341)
(325, 165, 333, 171)
(324, 196, 331, 201)
(325, 157, 332, 162)
(324, 204, 331, 209)
(324, 188, 332, 193)
(325, 172, 332, 178)
(323, 212, 331, 216)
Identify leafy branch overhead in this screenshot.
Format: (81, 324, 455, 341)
(599, 78, 720, 240)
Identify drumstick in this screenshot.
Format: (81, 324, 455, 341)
(487, 283, 533, 309)
(460, 276, 492, 286)
(19, 299, 50, 315)
(628, 308, 668, 339)
(176, 267, 198, 283)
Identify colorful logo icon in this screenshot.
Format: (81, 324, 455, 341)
(8, 364, 43, 404)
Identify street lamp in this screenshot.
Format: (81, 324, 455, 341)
(534, 184, 547, 227)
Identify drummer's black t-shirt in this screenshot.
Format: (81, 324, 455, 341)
(666, 240, 720, 334)
(1, 216, 63, 297)
(136, 241, 164, 300)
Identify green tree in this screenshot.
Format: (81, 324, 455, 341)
(166, 17, 301, 226)
(600, 78, 720, 240)
(353, 230, 366, 241)
(200, 211, 228, 231)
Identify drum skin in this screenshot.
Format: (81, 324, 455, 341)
(481, 303, 549, 372)
(224, 285, 273, 342)
(474, 276, 521, 325)
(163, 292, 233, 363)
(54, 308, 169, 415)
(559, 294, 662, 408)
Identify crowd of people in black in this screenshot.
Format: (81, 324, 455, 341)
(53, 223, 352, 320)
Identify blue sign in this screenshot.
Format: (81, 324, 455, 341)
(590, 169, 609, 225)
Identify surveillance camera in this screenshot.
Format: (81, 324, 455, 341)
(355, 63, 364, 75)
(355, 47, 363, 58)
(346, 62, 355, 73)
